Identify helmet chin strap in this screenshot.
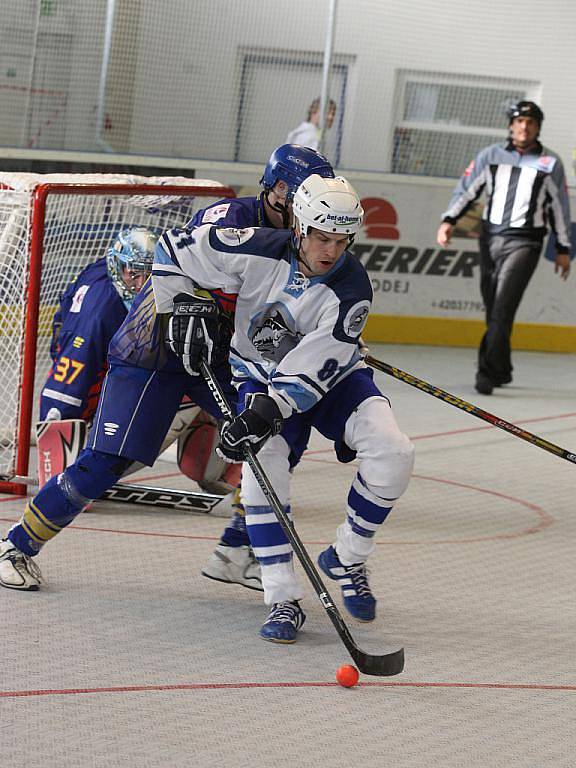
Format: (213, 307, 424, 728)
(297, 252, 314, 275)
(264, 190, 291, 228)
(294, 232, 319, 276)
(290, 228, 311, 274)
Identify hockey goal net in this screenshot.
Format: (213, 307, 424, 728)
(0, 173, 235, 495)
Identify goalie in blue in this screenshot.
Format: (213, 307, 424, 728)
(40, 227, 157, 423)
(37, 225, 241, 495)
(151, 174, 415, 643)
(0, 145, 336, 595)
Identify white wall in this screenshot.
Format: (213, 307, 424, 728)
(2, 0, 575, 179)
(125, 0, 576, 177)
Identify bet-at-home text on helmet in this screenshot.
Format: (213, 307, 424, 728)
(260, 144, 335, 201)
(292, 174, 364, 240)
(106, 227, 158, 303)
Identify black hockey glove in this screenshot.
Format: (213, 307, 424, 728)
(217, 393, 284, 463)
(167, 291, 220, 376)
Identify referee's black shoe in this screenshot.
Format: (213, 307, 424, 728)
(475, 373, 494, 395)
(493, 374, 513, 387)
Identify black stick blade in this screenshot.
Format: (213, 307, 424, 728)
(328, 608, 405, 676)
(352, 646, 405, 677)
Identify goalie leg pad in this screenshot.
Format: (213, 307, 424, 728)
(35, 419, 87, 487)
(156, 399, 201, 456)
(177, 410, 241, 494)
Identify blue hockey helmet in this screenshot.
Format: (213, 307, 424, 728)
(106, 227, 158, 303)
(260, 144, 335, 201)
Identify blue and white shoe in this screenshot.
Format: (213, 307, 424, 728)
(259, 601, 306, 643)
(318, 545, 376, 622)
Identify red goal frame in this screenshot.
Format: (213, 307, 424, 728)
(0, 181, 235, 495)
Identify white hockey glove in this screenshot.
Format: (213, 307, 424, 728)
(167, 291, 220, 376)
(217, 393, 283, 463)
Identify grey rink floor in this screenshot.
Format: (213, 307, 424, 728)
(1, 343, 575, 768)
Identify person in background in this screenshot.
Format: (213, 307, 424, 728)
(437, 101, 571, 395)
(286, 97, 337, 152)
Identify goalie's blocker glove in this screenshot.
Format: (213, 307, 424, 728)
(217, 393, 284, 463)
(167, 291, 220, 376)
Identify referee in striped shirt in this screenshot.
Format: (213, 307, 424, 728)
(437, 101, 571, 395)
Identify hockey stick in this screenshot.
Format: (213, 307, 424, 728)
(366, 355, 576, 466)
(200, 359, 404, 677)
(13, 476, 233, 517)
(97, 482, 232, 517)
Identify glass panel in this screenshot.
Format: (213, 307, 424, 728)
(404, 82, 526, 129)
(392, 127, 504, 177)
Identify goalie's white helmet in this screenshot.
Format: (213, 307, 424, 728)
(292, 174, 364, 238)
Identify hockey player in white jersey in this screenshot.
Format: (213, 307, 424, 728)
(153, 175, 415, 643)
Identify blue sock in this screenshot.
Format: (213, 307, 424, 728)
(220, 511, 250, 547)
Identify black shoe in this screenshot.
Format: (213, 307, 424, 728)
(475, 374, 493, 395)
(493, 374, 512, 387)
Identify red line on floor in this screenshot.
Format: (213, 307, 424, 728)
(1, 679, 574, 698)
(304, 410, 576, 454)
(0, 470, 552, 546)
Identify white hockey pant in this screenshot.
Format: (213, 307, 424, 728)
(241, 435, 302, 605)
(336, 395, 414, 565)
(242, 396, 414, 605)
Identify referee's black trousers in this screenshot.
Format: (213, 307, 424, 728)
(478, 233, 542, 383)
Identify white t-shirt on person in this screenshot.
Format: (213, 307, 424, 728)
(286, 121, 320, 150)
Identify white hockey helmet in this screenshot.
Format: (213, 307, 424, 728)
(292, 174, 364, 238)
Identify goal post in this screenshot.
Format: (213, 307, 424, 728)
(0, 173, 235, 495)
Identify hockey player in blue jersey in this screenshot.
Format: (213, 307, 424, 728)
(151, 174, 415, 643)
(37, 225, 239, 494)
(39, 227, 157, 423)
(0, 145, 336, 593)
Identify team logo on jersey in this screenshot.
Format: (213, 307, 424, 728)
(285, 271, 310, 294)
(70, 284, 90, 313)
(535, 155, 556, 172)
(215, 227, 255, 246)
(251, 306, 302, 363)
(202, 203, 231, 223)
(104, 422, 119, 436)
(343, 300, 370, 338)
(73, 336, 85, 348)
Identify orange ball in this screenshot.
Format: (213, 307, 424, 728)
(335, 664, 359, 687)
